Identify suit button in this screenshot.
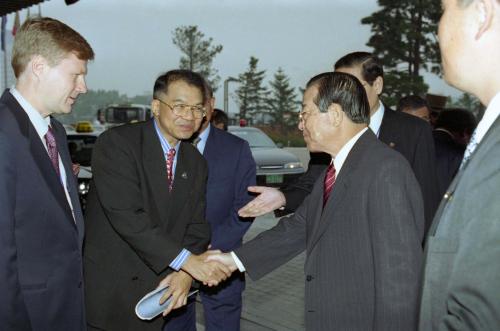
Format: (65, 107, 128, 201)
(78, 281, 82, 288)
(306, 275, 314, 281)
(132, 276, 139, 281)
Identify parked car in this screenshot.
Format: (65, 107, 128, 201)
(65, 124, 103, 211)
(228, 126, 305, 186)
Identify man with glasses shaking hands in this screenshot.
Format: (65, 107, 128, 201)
(83, 70, 231, 331)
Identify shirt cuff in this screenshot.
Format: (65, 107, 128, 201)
(230, 251, 246, 272)
(169, 248, 191, 271)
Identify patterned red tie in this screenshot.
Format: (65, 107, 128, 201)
(323, 162, 336, 207)
(166, 148, 176, 192)
(44, 126, 61, 180)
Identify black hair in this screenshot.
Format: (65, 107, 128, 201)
(306, 71, 370, 124)
(153, 69, 207, 103)
(334, 52, 383, 85)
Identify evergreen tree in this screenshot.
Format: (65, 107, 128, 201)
(361, 0, 441, 106)
(235, 56, 269, 122)
(268, 67, 298, 127)
(172, 25, 223, 91)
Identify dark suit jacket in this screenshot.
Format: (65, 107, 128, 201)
(238, 130, 424, 330)
(0, 90, 85, 330)
(432, 129, 464, 197)
(203, 125, 256, 251)
(83, 120, 211, 331)
(280, 108, 439, 233)
(419, 116, 500, 330)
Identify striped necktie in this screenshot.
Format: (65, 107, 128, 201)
(323, 162, 336, 207)
(44, 126, 61, 180)
(166, 148, 176, 192)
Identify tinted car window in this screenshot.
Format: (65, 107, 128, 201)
(231, 129, 276, 148)
(67, 135, 97, 167)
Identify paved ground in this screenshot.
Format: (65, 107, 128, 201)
(195, 213, 306, 331)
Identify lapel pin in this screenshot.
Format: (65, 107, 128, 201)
(443, 192, 453, 201)
(389, 142, 396, 148)
(181, 172, 188, 179)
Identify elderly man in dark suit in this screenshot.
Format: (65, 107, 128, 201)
(0, 18, 94, 330)
(209, 72, 424, 330)
(419, 0, 500, 329)
(83, 70, 230, 331)
(240, 52, 439, 234)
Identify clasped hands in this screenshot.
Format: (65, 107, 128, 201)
(158, 250, 237, 316)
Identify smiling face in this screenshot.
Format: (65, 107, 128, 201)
(37, 52, 88, 116)
(152, 80, 204, 146)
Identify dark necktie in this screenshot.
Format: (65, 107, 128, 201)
(166, 148, 176, 192)
(323, 162, 336, 207)
(192, 137, 201, 148)
(44, 126, 61, 180)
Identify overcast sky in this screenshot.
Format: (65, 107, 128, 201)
(6, 0, 460, 112)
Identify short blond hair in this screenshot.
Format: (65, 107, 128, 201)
(12, 17, 94, 78)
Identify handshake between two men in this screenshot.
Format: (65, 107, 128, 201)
(157, 250, 238, 316)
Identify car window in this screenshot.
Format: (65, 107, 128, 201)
(230, 129, 276, 148)
(67, 135, 97, 167)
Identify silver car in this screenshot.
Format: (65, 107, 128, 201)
(228, 126, 305, 187)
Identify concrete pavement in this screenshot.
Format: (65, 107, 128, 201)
(195, 213, 306, 331)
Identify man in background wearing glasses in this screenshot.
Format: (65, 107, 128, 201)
(83, 70, 231, 331)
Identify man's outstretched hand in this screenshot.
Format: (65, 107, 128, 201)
(238, 186, 286, 217)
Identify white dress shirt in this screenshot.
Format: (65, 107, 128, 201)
(473, 92, 500, 146)
(369, 102, 385, 137)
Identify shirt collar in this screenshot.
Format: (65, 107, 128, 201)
(474, 91, 500, 145)
(153, 118, 180, 156)
(195, 123, 211, 154)
(10, 87, 51, 140)
(369, 102, 385, 137)
(333, 127, 369, 175)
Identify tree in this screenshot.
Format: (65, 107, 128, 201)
(361, 0, 441, 106)
(172, 25, 223, 91)
(268, 67, 299, 127)
(235, 56, 269, 123)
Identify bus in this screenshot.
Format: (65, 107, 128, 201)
(97, 104, 152, 128)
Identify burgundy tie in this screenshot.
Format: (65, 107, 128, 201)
(44, 126, 61, 180)
(166, 148, 176, 192)
(323, 162, 336, 207)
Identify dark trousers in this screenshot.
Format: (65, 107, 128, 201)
(200, 272, 245, 331)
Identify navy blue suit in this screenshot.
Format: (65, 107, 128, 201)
(0, 90, 85, 330)
(198, 125, 256, 330)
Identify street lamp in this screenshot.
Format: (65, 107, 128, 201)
(223, 76, 239, 114)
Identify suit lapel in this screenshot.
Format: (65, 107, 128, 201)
(378, 106, 395, 146)
(143, 120, 172, 225)
(2, 91, 77, 230)
(202, 125, 216, 161)
(427, 115, 500, 237)
(51, 119, 84, 238)
(169, 142, 195, 221)
(307, 131, 372, 250)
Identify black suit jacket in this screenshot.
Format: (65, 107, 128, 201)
(83, 120, 210, 331)
(280, 108, 439, 233)
(0, 90, 85, 330)
(237, 130, 424, 330)
(432, 130, 464, 197)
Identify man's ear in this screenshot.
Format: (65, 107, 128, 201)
(151, 99, 160, 117)
(374, 76, 383, 96)
(30, 55, 47, 79)
(475, 0, 494, 40)
(327, 103, 343, 127)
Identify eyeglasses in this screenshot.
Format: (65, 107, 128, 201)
(298, 110, 316, 122)
(156, 98, 206, 119)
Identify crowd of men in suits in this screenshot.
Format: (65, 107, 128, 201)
(1, 0, 499, 329)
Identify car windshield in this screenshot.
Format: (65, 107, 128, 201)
(105, 107, 141, 124)
(230, 129, 276, 148)
(67, 135, 97, 167)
